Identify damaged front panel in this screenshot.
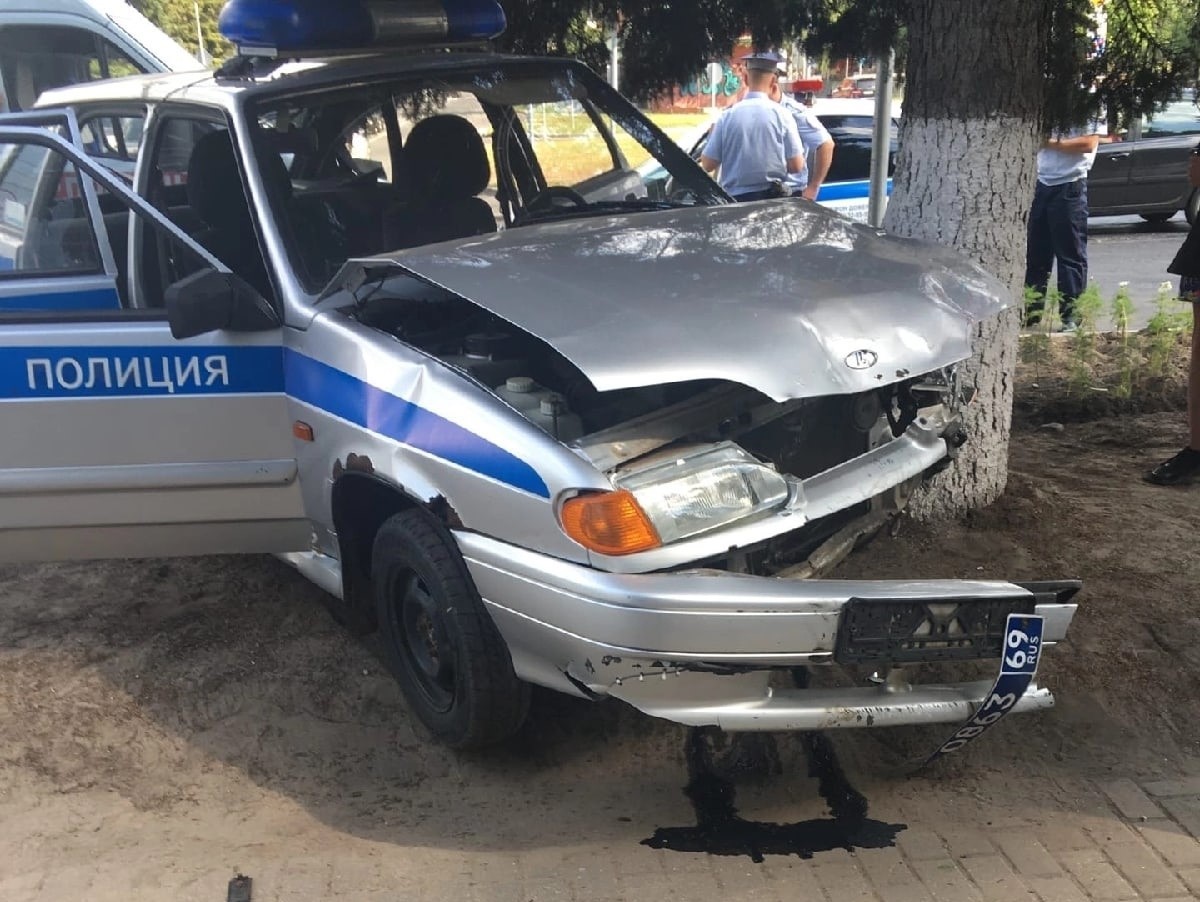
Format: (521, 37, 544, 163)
(335, 198, 1009, 402)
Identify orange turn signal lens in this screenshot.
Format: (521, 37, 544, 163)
(559, 490, 662, 556)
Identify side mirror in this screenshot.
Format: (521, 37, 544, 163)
(351, 158, 386, 179)
(165, 268, 279, 339)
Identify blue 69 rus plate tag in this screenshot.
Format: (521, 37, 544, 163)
(923, 613, 1045, 766)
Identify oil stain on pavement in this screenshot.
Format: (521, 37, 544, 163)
(643, 727, 906, 863)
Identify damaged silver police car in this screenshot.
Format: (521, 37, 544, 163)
(0, 0, 1078, 750)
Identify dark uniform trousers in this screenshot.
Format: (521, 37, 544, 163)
(1024, 177, 1088, 322)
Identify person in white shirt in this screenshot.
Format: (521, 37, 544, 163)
(1024, 122, 1113, 328)
(769, 77, 834, 200)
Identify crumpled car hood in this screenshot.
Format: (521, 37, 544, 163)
(360, 200, 1009, 401)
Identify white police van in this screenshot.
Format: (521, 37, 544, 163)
(0, 0, 203, 113)
(0, 0, 1078, 751)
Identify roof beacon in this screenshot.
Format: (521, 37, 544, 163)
(217, 0, 507, 56)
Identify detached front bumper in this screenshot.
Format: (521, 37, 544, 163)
(456, 531, 1079, 731)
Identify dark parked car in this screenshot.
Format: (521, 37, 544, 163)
(1090, 94, 1200, 223)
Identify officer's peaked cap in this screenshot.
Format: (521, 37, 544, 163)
(743, 50, 785, 73)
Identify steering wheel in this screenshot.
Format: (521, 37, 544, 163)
(525, 185, 588, 215)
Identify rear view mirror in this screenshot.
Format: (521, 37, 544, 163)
(165, 268, 279, 339)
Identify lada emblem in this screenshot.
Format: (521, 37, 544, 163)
(844, 349, 878, 370)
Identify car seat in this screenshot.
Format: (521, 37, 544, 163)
(186, 129, 274, 298)
(381, 114, 497, 251)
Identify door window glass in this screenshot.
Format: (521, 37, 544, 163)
(339, 110, 393, 182)
(1142, 100, 1200, 138)
(80, 114, 145, 169)
(522, 100, 622, 186)
(145, 117, 274, 303)
(0, 139, 100, 276)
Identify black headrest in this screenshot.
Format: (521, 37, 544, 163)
(186, 129, 292, 229)
(186, 130, 248, 231)
(403, 114, 490, 202)
(257, 144, 294, 202)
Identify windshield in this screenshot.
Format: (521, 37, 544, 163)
(250, 60, 728, 292)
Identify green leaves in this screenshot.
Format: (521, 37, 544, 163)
(128, 0, 231, 65)
(498, 0, 1199, 132)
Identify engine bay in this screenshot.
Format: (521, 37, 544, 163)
(352, 289, 721, 440)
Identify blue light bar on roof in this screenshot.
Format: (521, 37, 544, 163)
(217, 0, 506, 56)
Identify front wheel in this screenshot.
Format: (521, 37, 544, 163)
(372, 510, 529, 749)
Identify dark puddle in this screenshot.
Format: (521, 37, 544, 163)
(643, 727, 906, 862)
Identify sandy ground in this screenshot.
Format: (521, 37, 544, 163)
(2, 359, 1200, 900)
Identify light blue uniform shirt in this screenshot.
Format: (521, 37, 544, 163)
(1037, 123, 1106, 186)
(705, 92, 804, 197)
(780, 95, 832, 192)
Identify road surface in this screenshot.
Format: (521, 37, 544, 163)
(1086, 212, 1194, 331)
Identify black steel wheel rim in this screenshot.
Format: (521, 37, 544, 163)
(392, 570, 456, 713)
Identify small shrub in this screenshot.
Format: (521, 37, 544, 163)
(1142, 280, 1190, 381)
(1021, 286, 1050, 378)
(1111, 282, 1135, 399)
(1069, 282, 1103, 393)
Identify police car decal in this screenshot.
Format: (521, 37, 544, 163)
(816, 178, 893, 224)
(284, 350, 549, 498)
(0, 286, 122, 310)
(2, 343, 547, 496)
(4, 345, 281, 398)
(1, 343, 546, 497)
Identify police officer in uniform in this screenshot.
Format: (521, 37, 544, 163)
(770, 74, 835, 201)
(700, 51, 806, 202)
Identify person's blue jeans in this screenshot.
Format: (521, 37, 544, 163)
(1025, 178, 1088, 322)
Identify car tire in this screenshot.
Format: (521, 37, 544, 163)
(1140, 212, 1174, 224)
(1187, 190, 1200, 226)
(372, 509, 530, 749)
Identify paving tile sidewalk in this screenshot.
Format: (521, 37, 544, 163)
(533, 775, 1200, 902)
(6, 774, 1191, 902)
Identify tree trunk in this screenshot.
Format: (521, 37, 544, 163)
(883, 0, 1046, 518)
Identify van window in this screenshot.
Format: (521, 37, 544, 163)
(0, 26, 147, 112)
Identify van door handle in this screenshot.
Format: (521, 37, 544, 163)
(1108, 152, 1131, 160)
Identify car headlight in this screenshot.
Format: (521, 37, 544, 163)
(616, 443, 790, 544)
(557, 443, 792, 556)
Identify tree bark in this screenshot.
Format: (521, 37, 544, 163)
(883, 0, 1047, 518)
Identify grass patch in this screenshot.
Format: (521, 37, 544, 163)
(1017, 280, 1193, 425)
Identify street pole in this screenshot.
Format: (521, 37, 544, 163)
(867, 48, 895, 229)
(194, 1, 208, 66)
(607, 25, 620, 91)
(707, 62, 723, 114)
